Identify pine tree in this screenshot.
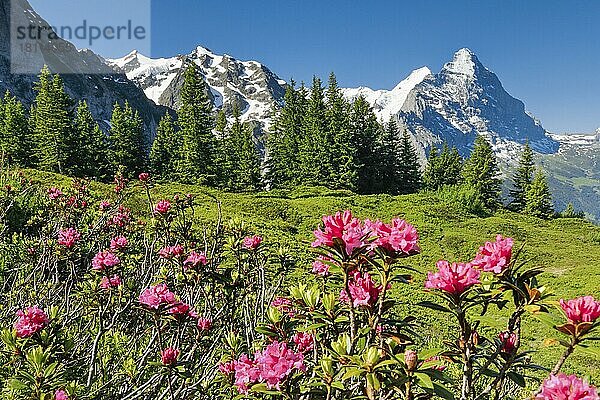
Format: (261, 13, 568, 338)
(326, 73, 355, 190)
(524, 169, 554, 219)
(462, 135, 502, 209)
(509, 142, 535, 212)
(32, 66, 74, 173)
(299, 77, 330, 185)
(397, 130, 422, 194)
(228, 105, 261, 190)
(439, 144, 463, 186)
(73, 101, 109, 180)
(175, 63, 215, 184)
(374, 119, 401, 194)
(265, 80, 306, 188)
(108, 102, 147, 178)
(0, 91, 31, 166)
(150, 113, 179, 178)
(351, 96, 382, 193)
(423, 146, 442, 189)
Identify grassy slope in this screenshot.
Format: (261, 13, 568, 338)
(26, 170, 600, 383)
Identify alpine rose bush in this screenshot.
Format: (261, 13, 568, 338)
(425, 260, 481, 295)
(14, 306, 49, 338)
(0, 173, 597, 400)
(537, 373, 599, 400)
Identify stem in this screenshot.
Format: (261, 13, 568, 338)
(551, 339, 576, 375)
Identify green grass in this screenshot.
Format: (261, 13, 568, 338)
(24, 170, 600, 383)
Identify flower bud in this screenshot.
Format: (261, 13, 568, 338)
(405, 349, 418, 372)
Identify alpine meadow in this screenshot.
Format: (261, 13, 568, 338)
(0, 1, 599, 400)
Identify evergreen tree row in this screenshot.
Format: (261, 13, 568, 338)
(265, 74, 422, 195)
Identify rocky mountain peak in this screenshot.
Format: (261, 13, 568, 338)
(441, 47, 481, 76)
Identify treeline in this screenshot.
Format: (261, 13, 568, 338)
(0, 65, 570, 219)
(422, 137, 556, 219)
(265, 74, 421, 194)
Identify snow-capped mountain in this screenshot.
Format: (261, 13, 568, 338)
(395, 48, 558, 160)
(342, 67, 432, 123)
(0, 0, 164, 133)
(107, 47, 286, 128)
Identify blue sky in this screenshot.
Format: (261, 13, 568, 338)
(29, 0, 600, 133)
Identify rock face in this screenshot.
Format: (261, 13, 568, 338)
(0, 0, 164, 134)
(107, 47, 287, 130)
(396, 48, 558, 160)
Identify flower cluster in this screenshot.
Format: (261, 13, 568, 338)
(243, 235, 263, 250)
(158, 245, 185, 260)
(292, 332, 314, 353)
(560, 296, 600, 325)
(184, 251, 208, 270)
(139, 284, 177, 310)
(14, 306, 49, 338)
(154, 200, 171, 215)
(110, 236, 128, 251)
(312, 210, 366, 256)
(425, 260, 481, 296)
(92, 250, 120, 271)
(339, 270, 383, 308)
(536, 373, 598, 400)
(365, 218, 420, 256)
(57, 228, 81, 249)
(233, 341, 305, 393)
(100, 275, 122, 290)
(470, 235, 514, 274)
(161, 347, 180, 366)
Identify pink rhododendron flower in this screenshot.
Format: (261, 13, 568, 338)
(99, 200, 111, 211)
(184, 251, 208, 270)
(14, 306, 49, 338)
(234, 354, 261, 394)
(47, 187, 62, 200)
(255, 341, 306, 390)
(271, 296, 295, 317)
(108, 205, 132, 228)
(425, 260, 481, 296)
(243, 235, 263, 250)
(139, 284, 177, 310)
(365, 218, 420, 255)
(57, 228, 81, 249)
(471, 235, 514, 274)
(311, 256, 331, 277)
(138, 172, 149, 182)
(421, 356, 446, 371)
(110, 236, 128, 251)
(161, 347, 180, 366)
(168, 302, 192, 318)
(54, 389, 69, 400)
(339, 270, 383, 308)
(498, 331, 518, 354)
(312, 210, 366, 256)
(197, 317, 213, 331)
(219, 360, 235, 375)
(100, 274, 122, 290)
(158, 245, 185, 260)
(560, 296, 600, 325)
(92, 250, 120, 271)
(154, 200, 171, 214)
(536, 373, 598, 400)
(293, 332, 314, 353)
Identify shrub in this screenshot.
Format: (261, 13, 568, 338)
(0, 171, 597, 399)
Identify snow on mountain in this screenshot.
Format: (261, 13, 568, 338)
(396, 48, 559, 160)
(107, 46, 286, 128)
(341, 67, 431, 122)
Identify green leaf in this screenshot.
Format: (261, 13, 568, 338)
(507, 372, 526, 388)
(417, 301, 451, 313)
(342, 367, 364, 380)
(415, 372, 434, 389)
(433, 382, 455, 400)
